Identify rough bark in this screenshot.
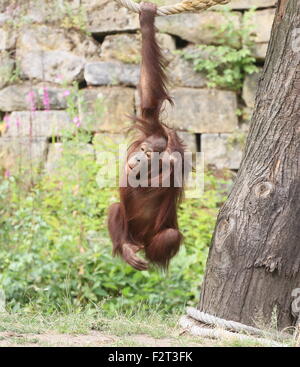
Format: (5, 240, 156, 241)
(198, 0, 300, 330)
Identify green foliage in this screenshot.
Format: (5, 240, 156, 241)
(0, 81, 230, 314)
(0, 165, 225, 314)
(8, 62, 22, 84)
(226, 131, 247, 150)
(0, 138, 229, 314)
(0, 53, 21, 88)
(179, 8, 259, 90)
(59, 2, 89, 34)
(2, 1, 89, 33)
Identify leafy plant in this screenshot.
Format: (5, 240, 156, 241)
(0, 137, 228, 314)
(60, 2, 89, 34)
(8, 60, 22, 85)
(0, 52, 20, 88)
(0, 80, 231, 314)
(226, 131, 247, 150)
(179, 8, 259, 90)
(0, 159, 226, 314)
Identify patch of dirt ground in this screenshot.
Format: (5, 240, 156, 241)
(0, 331, 204, 347)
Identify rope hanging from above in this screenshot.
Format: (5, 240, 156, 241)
(115, 0, 230, 16)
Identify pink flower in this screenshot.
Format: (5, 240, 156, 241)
(42, 87, 50, 111)
(27, 90, 34, 98)
(73, 116, 81, 128)
(4, 169, 11, 178)
(63, 90, 71, 97)
(3, 114, 10, 128)
(27, 90, 36, 112)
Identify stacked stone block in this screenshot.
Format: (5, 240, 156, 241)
(0, 0, 276, 176)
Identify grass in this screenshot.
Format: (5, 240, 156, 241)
(0, 308, 297, 347)
(0, 307, 180, 337)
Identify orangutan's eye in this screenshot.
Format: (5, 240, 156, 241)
(141, 146, 145, 151)
(146, 151, 151, 158)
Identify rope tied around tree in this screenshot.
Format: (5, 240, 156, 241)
(115, 0, 230, 16)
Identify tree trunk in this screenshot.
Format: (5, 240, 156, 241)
(199, 0, 300, 330)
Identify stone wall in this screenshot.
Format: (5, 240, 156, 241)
(0, 0, 277, 176)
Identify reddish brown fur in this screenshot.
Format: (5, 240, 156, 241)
(108, 2, 187, 270)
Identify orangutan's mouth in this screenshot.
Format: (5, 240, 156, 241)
(126, 164, 141, 178)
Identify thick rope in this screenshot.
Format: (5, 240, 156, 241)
(179, 316, 286, 347)
(187, 307, 268, 337)
(115, 0, 230, 16)
(180, 307, 293, 345)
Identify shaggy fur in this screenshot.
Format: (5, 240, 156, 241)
(108, 2, 187, 270)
